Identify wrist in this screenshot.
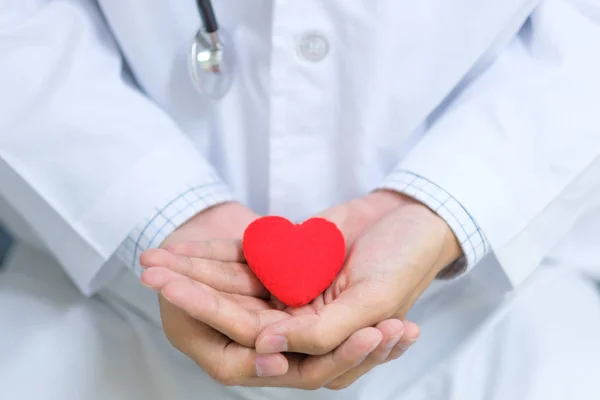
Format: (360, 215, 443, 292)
(414, 206, 462, 275)
(370, 191, 463, 274)
(163, 202, 259, 246)
(194, 200, 256, 226)
(189, 201, 259, 236)
(362, 190, 420, 220)
(436, 222, 463, 274)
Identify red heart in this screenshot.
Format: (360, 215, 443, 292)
(242, 216, 346, 308)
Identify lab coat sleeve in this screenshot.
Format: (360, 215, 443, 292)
(0, 1, 234, 295)
(115, 185, 233, 279)
(378, 0, 600, 287)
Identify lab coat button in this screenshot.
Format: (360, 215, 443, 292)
(298, 32, 329, 62)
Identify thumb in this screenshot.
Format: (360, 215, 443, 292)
(315, 203, 368, 247)
(255, 284, 391, 356)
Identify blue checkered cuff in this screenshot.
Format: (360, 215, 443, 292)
(377, 170, 489, 278)
(116, 181, 234, 277)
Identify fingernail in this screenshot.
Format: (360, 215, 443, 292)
(255, 355, 285, 378)
(140, 269, 166, 288)
(258, 335, 288, 353)
(140, 273, 155, 288)
(399, 338, 418, 351)
(357, 341, 381, 365)
(384, 334, 403, 354)
(140, 279, 154, 288)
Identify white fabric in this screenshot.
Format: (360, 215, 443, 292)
(0, 0, 600, 398)
(1, 0, 599, 296)
(0, 0, 233, 295)
(393, 1, 600, 286)
(1, 244, 598, 400)
(1, 0, 599, 292)
(382, 266, 600, 400)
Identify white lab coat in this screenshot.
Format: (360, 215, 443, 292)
(1, 0, 600, 399)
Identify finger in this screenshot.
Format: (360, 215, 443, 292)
(226, 293, 277, 312)
(247, 326, 383, 389)
(386, 320, 420, 361)
(325, 319, 405, 390)
(161, 279, 289, 348)
(163, 239, 245, 262)
(159, 298, 288, 385)
(140, 248, 268, 298)
(283, 294, 326, 317)
(268, 296, 288, 311)
(142, 268, 271, 312)
(316, 204, 363, 247)
(141, 266, 188, 289)
(256, 285, 390, 355)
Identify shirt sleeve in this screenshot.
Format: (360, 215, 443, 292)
(380, 0, 600, 286)
(0, 1, 233, 295)
(116, 182, 233, 278)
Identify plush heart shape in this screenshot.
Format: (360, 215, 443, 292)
(242, 216, 346, 308)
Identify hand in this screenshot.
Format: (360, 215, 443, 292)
(141, 195, 420, 389)
(142, 242, 417, 389)
(145, 202, 291, 380)
(254, 193, 462, 386)
(159, 201, 258, 247)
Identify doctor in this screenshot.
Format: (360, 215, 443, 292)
(1, 0, 600, 399)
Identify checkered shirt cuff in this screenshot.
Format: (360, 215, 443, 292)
(116, 181, 234, 278)
(377, 169, 490, 279)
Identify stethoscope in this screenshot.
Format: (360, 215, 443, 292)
(189, 0, 235, 100)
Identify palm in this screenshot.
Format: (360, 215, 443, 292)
(325, 203, 452, 321)
(143, 242, 405, 389)
(141, 241, 297, 347)
(250, 201, 459, 361)
(144, 242, 337, 327)
(141, 203, 424, 388)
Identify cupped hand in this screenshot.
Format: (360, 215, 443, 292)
(253, 192, 463, 383)
(147, 202, 286, 381)
(142, 239, 419, 390)
(141, 194, 420, 390)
